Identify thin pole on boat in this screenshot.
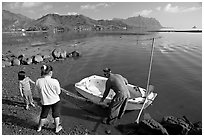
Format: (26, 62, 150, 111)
(145, 38, 155, 95)
(135, 38, 155, 123)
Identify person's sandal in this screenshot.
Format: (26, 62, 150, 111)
(55, 125, 62, 133)
(37, 127, 42, 132)
(25, 105, 29, 110)
(102, 118, 108, 124)
(31, 103, 35, 107)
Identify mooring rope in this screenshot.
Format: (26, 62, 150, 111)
(136, 36, 161, 42)
(60, 87, 90, 102)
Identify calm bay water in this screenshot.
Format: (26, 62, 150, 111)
(59, 32, 202, 122)
(3, 31, 202, 122)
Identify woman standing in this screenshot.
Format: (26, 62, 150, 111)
(35, 65, 62, 133)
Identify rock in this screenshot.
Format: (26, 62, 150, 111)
(71, 50, 80, 57)
(188, 127, 202, 135)
(193, 121, 202, 128)
(161, 116, 191, 135)
(5, 54, 16, 61)
(43, 55, 51, 59)
(52, 48, 61, 59)
(138, 118, 169, 135)
(43, 55, 54, 62)
(17, 54, 25, 61)
(12, 58, 21, 66)
(60, 50, 67, 59)
(67, 53, 73, 58)
(2, 56, 9, 62)
(117, 113, 168, 135)
(105, 129, 111, 134)
(2, 61, 12, 67)
(33, 55, 43, 63)
(187, 120, 202, 135)
(17, 54, 27, 65)
(26, 58, 33, 65)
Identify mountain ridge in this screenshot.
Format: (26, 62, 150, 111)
(2, 10, 163, 32)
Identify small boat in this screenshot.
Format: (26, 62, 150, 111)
(75, 75, 157, 110)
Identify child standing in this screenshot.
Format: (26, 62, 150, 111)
(18, 71, 35, 110)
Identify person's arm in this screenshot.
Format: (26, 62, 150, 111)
(123, 77, 128, 85)
(19, 82, 23, 97)
(100, 79, 111, 102)
(28, 77, 35, 84)
(123, 76, 130, 98)
(55, 80, 61, 95)
(34, 80, 40, 96)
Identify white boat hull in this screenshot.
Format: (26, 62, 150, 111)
(75, 75, 157, 110)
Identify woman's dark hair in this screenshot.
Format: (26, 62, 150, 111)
(41, 65, 53, 76)
(18, 71, 26, 80)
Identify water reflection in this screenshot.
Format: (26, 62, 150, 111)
(3, 31, 159, 48)
(3, 31, 98, 46)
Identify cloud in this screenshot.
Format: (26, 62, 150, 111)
(3, 2, 43, 9)
(65, 5, 70, 8)
(27, 10, 35, 14)
(22, 2, 43, 8)
(164, 3, 201, 13)
(132, 9, 152, 17)
(182, 6, 201, 12)
(67, 12, 79, 15)
(3, 2, 22, 9)
(164, 4, 179, 13)
(43, 4, 53, 11)
(80, 3, 110, 10)
(156, 6, 161, 11)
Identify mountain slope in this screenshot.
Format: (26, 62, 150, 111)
(114, 15, 163, 29)
(2, 10, 33, 31)
(26, 13, 99, 31)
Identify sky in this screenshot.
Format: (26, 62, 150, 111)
(2, 1, 202, 29)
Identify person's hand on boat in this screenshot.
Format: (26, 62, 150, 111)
(99, 98, 104, 103)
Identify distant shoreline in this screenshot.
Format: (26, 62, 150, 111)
(148, 29, 202, 33)
(2, 29, 202, 34)
(2, 30, 154, 36)
(2, 30, 47, 33)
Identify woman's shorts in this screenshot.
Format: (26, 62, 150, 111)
(40, 101, 61, 119)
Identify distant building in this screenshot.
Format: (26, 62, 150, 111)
(192, 26, 197, 29)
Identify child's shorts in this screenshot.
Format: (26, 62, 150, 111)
(40, 101, 61, 119)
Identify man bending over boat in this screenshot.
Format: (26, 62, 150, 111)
(99, 68, 130, 125)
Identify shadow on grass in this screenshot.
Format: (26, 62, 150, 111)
(2, 113, 36, 130)
(33, 97, 41, 106)
(2, 98, 25, 107)
(2, 97, 41, 108)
